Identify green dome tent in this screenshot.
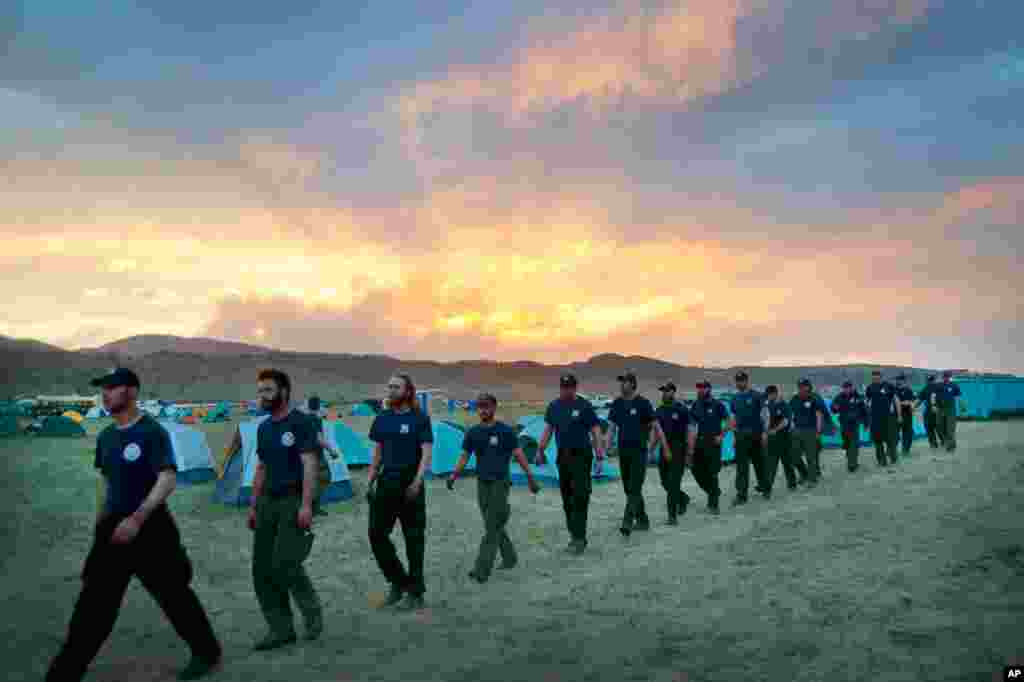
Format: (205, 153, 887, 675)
(0, 416, 21, 437)
(36, 415, 86, 438)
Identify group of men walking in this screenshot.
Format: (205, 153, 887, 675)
(45, 365, 963, 681)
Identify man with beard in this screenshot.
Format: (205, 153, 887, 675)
(761, 385, 805, 490)
(46, 369, 222, 682)
(536, 374, 606, 554)
(788, 379, 827, 486)
(830, 381, 868, 472)
(864, 370, 901, 466)
(448, 393, 540, 583)
(607, 371, 668, 536)
(916, 376, 943, 449)
(653, 382, 694, 525)
(367, 374, 433, 610)
(729, 371, 768, 504)
(934, 370, 963, 452)
(248, 370, 323, 650)
(894, 375, 917, 456)
(689, 380, 729, 514)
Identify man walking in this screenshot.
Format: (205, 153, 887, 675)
(607, 371, 668, 536)
(536, 374, 606, 554)
(689, 380, 728, 514)
(865, 370, 900, 466)
(934, 370, 962, 452)
(448, 393, 540, 583)
(916, 376, 943, 449)
(46, 368, 222, 682)
(654, 382, 692, 525)
(762, 386, 804, 490)
(788, 379, 827, 486)
(830, 381, 868, 472)
(306, 396, 341, 517)
(894, 375, 917, 456)
(249, 369, 324, 650)
(729, 371, 767, 504)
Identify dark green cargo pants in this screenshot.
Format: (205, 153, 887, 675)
(870, 415, 899, 465)
(841, 427, 860, 470)
(368, 473, 427, 596)
(618, 445, 649, 527)
(252, 494, 321, 638)
(658, 440, 689, 519)
(733, 432, 766, 499)
(791, 430, 821, 482)
(556, 448, 593, 544)
(924, 410, 940, 448)
(691, 435, 722, 505)
(474, 478, 516, 580)
(763, 430, 804, 489)
(936, 405, 957, 452)
(899, 410, 915, 454)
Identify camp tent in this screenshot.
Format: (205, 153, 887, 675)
(202, 402, 231, 423)
(953, 376, 1024, 419)
(325, 421, 372, 467)
(158, 421, 216, 484)
(511, 417, 619, 485)
(428, 421, 474, 477)
(0, 416, 20, 437)
(351, 403, 375, 417)
(85, 406, 109, 419)
(0, 402, 29, 417)
(61, 411, 84, 423)
(36, 415, 86, 438)
(214, 416, 353, 506)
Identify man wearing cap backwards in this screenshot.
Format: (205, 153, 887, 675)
(536, 374, 606, 554)
(729, 371, 768, 505)
(934, 371, 962, 452)
(864, 370, 901, 466)
(894, 375, 917, 456)
(448, 393, 540, 583)
(689, 381, 729, 514)
(831, 381, 868, 472)
(248, 369, 324, 650)
(788, 379, 828, 486)
(607, 371, 668, 536)
(762, 385, 805, 490)
(46, 369, 222, 682)
(915, 376, 943, 449)
(654, 382, 694, 525)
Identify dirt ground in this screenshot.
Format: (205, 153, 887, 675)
(1, 420, 1022, 682)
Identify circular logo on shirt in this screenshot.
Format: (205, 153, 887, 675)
(489, 435, 499, 446)
(881, 388, 887, 394)
(672, 413, 679, 420)
(281, 431, 295, 447)
(122, 443, 142, 462)
(804, 401, 811, 408)
(630, 408, 637, 415)
(571, 410, 580, 418)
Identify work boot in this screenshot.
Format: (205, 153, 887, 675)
(253, 632, 297, 651)
(731, 495, 747, 507)
(401, 594, 425, 611)
(468, 570, 487, 584)
(382, 584, 405, 608)
(498, 560, 517, 570)
(619, 515, 632, 536)
(304, 612, 323, 641)
(678, 495, 690, 517)
(761, 488, 771, 500)
(177, 653, 221, 680)
(569, 539, 587, 555)
(707, 498, 720, 515)
(634, 517, 650, 532)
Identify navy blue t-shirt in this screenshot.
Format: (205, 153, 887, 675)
(95, 415, 176, 516)
(934, 382, 961, 408)
(257, 410, 319, 495)
(690, 398, 728, 437)
(544, 397, 599, 451)
(608, 396, 656, 448)
(369, 409, 434, 479)
(655, 401, 691, 441)
(865, 382, 898, 418)
(766, 400, 791, 432)
(896, 386, 916, 418)
(831, 393, 867, 429)
(462, 421, 519, 481)
(730, 390, 765, 434)
(789, 394, 827, 431)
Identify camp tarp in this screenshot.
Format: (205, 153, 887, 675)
(214, 416, 353, 506)
(511, 417, 619, 485)
(325, 421, 373, 467)
(0, 416, 20, 437)
(0, 402, 29, 417)
(61, 411, 84, 423)
(158, 420, 216, 484)
(953, 376, 1024, 419)
(351, 403, 375, 417)
(428, 421, 475, 477)
(36, 415, 86, 437)
(85, 406, 108, 419)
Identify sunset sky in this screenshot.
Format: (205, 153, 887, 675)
(2, 1, 1022, 372)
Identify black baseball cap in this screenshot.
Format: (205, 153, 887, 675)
(765, 385, 779, 394)
(927, 375, 936, 382)
(658, 382, 677, 392)
(942, 370, 953, 377)
(734, 370, 749, 381)
(90, 368, 140, 389)
(477, 392, 497, 405)
(617, 371, 637, 385)
(798, 378, 812, 387)
(560, 374, 578, 387)
(842, 380, 853, 388)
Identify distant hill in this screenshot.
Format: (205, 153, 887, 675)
(0, 334, 952, 403)
(82, 334, 274, 357)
